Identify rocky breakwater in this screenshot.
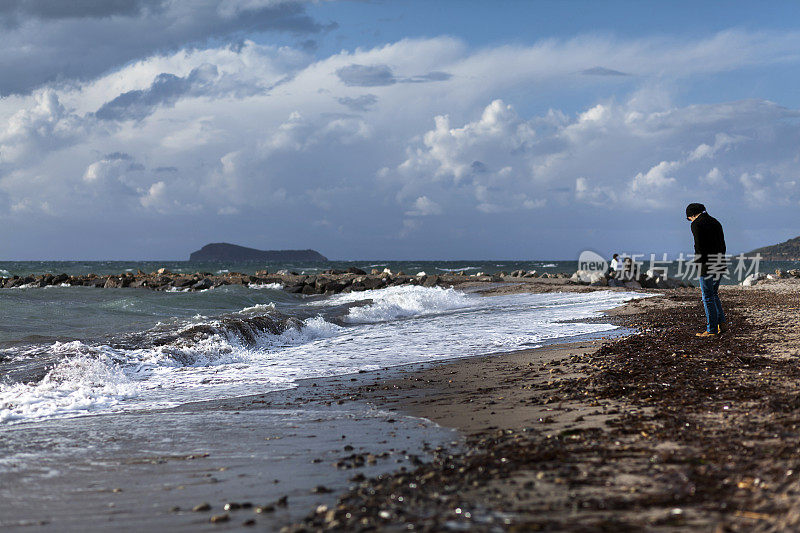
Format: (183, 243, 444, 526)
(280, 268, 498, 295)
(741, 268, 800, 286)
(501, 269, 570, 279)
(570, 269, 693, 289)
(0, 265, 703, 294)
(0, 268, 248, 291)
(0, 267, 490, 295)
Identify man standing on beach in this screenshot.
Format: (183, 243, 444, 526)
(686, 203, 727, 337)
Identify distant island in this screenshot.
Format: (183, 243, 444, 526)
(189, 243, 328, 262)
(747, 235, 800, 261)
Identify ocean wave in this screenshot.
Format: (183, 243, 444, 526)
(0, 310, 343, 424)
(248, 282, 283, 290)
(165, 286, 190, 293)
(0, 343, 137, 424)
(436, 266, 480, 272)
(0, 284, 649, 426)
(239, 302, 277, 314)
(10, 283, 39, 289)
(325, 285, 473, 324)
(1, 286, 476, 423)
(0, 269, 10, 276)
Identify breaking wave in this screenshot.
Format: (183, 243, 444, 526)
(0, 285, 647, 425)
(323, 285, 473, 324)
(436, 266, 480, 272)
(0, 309, 341, 424)
(248, 282, 283, 290)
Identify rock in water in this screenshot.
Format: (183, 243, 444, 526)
(189, 243, 327, 262)
(192, 278, 213, 291)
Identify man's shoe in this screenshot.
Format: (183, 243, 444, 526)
(695, 331, 718, 338)
(718, 322, 728, 334)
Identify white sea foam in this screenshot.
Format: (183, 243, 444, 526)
(436, 266, 480, 272)
(0, 287, 647, 425)
(324, 285, 473, 324)
(239, 302, 277, 314)
(0, 269, 10, 276)
(248, 282, 283, 290)
(0, 344, 137, 423)
(0, 312, 341, 423)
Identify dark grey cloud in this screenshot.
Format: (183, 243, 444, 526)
(95, 65, 217, 121)
(470, 160, 488, 173)
(103, 152, 133, 161)
(154, 166, 178, 173)
(401, 71, 452, 83)
(337, 94, 378, 112)
(0, 0, 162, 24)
(336, 64, 452, 87)
(581, 66, 629, 76)
(336, 64, 397, 87)
(298, 39, 318, 51)
(0, 1, 329, 96)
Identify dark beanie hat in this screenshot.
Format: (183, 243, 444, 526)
(686, 203, 706, 219)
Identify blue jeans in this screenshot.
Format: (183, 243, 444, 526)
(700, 275, 726, 333)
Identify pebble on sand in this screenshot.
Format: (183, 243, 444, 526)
(209, 513, 230, 523)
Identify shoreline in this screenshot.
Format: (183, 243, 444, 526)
(9, 280, 800, 530)
(287, 280, 800, 531)
(0, 284, 640, 531)
(0, 359, 460, 532)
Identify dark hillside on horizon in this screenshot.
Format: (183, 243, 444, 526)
(189, 243, 328, 262)
(747, 235, 800, 260)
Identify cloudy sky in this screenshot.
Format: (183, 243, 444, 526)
(2, 0, 800, 260)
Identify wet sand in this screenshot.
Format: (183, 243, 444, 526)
(0, 370, 459, 532)
(289, 281, 800, 531)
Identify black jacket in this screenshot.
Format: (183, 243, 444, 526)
(690, 212, 726, 276)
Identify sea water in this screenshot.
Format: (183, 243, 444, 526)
(0, 278, 645, 425)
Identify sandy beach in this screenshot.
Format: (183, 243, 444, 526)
(286, 280, 800, 531)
